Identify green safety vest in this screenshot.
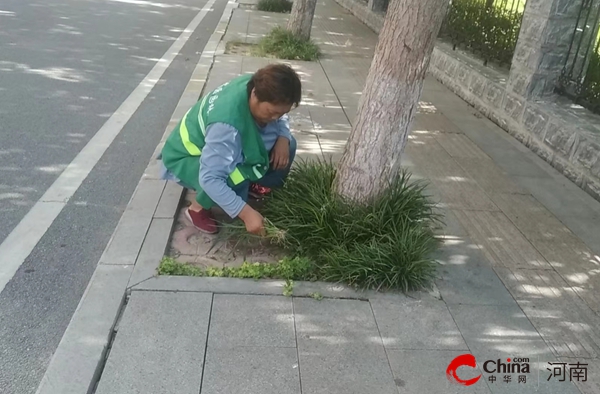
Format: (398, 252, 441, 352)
(161, 74, 270, 210)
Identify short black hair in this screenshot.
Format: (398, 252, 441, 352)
(247, 63, 302, 107)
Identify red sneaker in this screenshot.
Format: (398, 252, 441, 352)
(185, 208, 218, 234)
(249, 183, 271, 199)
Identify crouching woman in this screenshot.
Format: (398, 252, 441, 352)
(159, 64, 301, 235)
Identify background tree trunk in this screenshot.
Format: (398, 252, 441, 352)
(287, 0, 318, 40)
(333, 0, 449, 202)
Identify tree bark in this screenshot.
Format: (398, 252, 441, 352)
(287, 0, 318, 40)
(333, 0, 449, 202)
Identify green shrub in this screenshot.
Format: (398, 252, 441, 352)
(257, 0, 293, 13)
(439, 0, 523, 66)
(255, 26, 320, 61)
(578, 51, 600, 113)
(215, 159, 442, 292)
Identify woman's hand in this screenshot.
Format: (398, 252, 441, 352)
(270, 136, 290, 170)
(238, 205, 266, 236)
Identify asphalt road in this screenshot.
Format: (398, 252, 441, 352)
(0, 0, 227, 392)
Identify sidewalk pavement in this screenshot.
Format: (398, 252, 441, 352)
(49, 0, 600, 393)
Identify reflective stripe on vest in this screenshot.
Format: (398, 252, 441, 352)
(178, 96, 250, 186)
(197, 95, 208, 135)
(179, 108, 201, 156)
(229, 167, 245, 185)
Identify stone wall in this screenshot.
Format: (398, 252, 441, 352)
(334, 0, 384, 32)
(334, 0, 600, 202)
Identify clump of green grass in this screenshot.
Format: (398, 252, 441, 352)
(255, 27, 320, 61)
(257, 0, 293, 13)
(158, 256, 317, 281)
(218, 158, 442, 292)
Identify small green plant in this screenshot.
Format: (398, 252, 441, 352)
(310, 292, 323, 301)
(158, 256, 316, 280)
(257, 0, 293, 13)
(157, 258, 204, 276)
(254, 26, 320, 61)
(283, 279, 294, 296)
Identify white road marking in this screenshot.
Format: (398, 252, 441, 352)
(0, 0, 218, 293)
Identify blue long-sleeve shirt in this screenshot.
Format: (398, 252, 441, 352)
(160, 114, 292, 218)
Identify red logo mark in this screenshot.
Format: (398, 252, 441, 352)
(446, 354, 482, 386)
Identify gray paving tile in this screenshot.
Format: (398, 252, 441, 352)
(420, 177, 499, 212)
(407, 134, 459, 169)
(387, 349, 492, 393)
(294, 298, 397, 394)
(407, 137, 499, 211)
(223, 9, 249, 42)
(294, 129, 346, 161)
(246, 11, 286, 43)
(455, 158, 526, 194)
(434, 239, 516, 306)
(343, 105, 358, 125)
(529, 239, 600, 314)
(298, 345, 397, 394)
(95, 292, 212, 394)
(424, 74, 449, 91)
(412, 112, 464, 134)
(201, 347, 300, 394)
(508, 176, 600, 255)
(475, 144, 553, 179)
(433, 235, 491, 267)
(447, 304, 551, 356)
(436, 134, 491, 159)
(521, 302, 600, 361)
(452, 122, 553, 179)
(558, 215, 600, 257)
(494, 267, 577, 304)
(490, 193, 578, 242)
(495, 267, 600, 359)
(436, 208, 470, 237)
(294, 298, 379, 345)
(370, 298, 467, 350)
(309, 107, 351, 130)
(208, 294, 295, 348)
(288, 110, 314, 133)
(204, 56, 244, 91)
(296, 67, 340, 105)
(453, 210, 552, 270)
(511, 176, 600, 219)
(240, 55, 272, 74)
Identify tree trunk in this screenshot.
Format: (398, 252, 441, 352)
(485, 0, 494, 9)
(333, 0, 449, 202)
(287, 0, 318, 40)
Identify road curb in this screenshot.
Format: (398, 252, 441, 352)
(34, 2, 238, 394)
(127, 0, 240, 289)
